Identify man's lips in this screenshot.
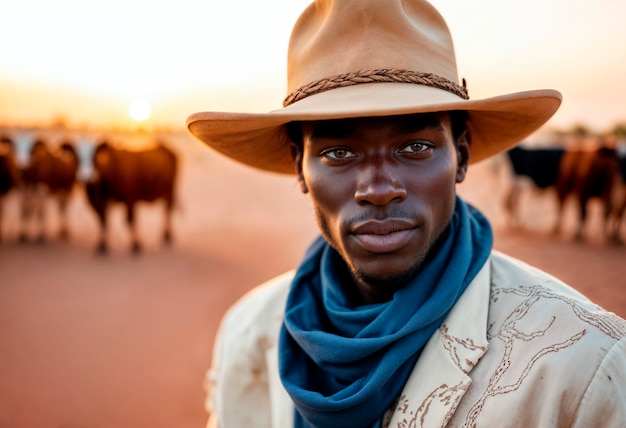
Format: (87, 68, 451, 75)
(351, 219, 417, 253)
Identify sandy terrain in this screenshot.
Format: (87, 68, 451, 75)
(1, 132, 625, 427)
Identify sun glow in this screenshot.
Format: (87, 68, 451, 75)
(1, 1, 625, 131)
(129, 100, 152, 122)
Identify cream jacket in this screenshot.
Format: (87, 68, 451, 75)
(205, 251, 626, 427)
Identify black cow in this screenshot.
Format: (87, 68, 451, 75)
(504, 145, 565, 228)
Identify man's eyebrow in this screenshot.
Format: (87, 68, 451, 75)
(309, 114, 446, 141)
(309, 121, 353, 140)
(394, 115, 445, 134)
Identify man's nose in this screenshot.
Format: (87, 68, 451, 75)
(354, 161, 407, 206)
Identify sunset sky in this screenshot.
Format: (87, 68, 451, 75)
(1, 0, 625, 133)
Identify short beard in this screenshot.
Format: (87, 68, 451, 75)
(352, 257, 424, 289)
(315, 207, 452, 292)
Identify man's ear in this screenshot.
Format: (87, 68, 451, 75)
(455, 129, 471, 183)
(290, 143, 309, 194)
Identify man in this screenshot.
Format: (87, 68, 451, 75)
(187, 0, 626, 426)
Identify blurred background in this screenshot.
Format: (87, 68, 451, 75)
(1, 1, 625, 427)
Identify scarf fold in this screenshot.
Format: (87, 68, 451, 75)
(279, 197, 493, 428)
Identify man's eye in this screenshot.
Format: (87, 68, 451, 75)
(321, 148, 355, 161)
(399, 142, 431, 154)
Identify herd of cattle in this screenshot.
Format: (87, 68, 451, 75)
(1, 130, 626, 253)
(0, 133, 178, 254)
(504, 139, 626, 243)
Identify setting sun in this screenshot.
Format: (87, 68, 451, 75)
(129, 100, 151, 122)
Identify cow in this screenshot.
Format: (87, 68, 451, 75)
(606, 144, 626, 243)
(18, 138, 79, 242)
(0, 136, 20, 244)
(503, 145, 566, 229)
(554, 143, 622, 242)
(84, 140, 178, 254)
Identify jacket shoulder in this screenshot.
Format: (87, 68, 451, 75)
(220, 270, 294, 339)
(488, 250, 626, 340)
(447, 251, 626, 427)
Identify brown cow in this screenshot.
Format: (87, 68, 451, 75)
(606, 145, 626, 242)
(85, 140, 178, 254)
(0, 136, 20, 243)
(554, 143, 621, 242)
(18, 138, 79, 242)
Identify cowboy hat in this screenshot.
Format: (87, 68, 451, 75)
(187, 0, 562, 174)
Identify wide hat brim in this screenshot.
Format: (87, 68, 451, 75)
(187, 83, 562, 175)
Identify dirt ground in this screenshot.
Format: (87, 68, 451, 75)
(1, 132, 625, 428)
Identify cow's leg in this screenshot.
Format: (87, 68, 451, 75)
(0, 197, 3, 244)
(19, 188, 33, 242)
(57, 194, 69, 240)
(35, 190, 46, 244)
(127, 203, 141, 254)
(574, 197, 588, 241)
(503, 181, 521, 229)
(617, 203, 626, 244)
(606, 193, 624, 245)
(163, 198, 173, 246)
(606, 190, 617, 242)
(553, 194, 567, 236)
(601, 196, 614, 243)
(95, 205, 108, 255)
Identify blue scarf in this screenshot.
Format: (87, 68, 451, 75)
(279, 198, 493, 428)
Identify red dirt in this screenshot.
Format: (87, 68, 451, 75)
(1, 133, 624, 427)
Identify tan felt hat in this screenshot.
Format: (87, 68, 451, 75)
(187, 0, 562, 174)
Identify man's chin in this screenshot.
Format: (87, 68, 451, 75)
(354, 265, 421, 290)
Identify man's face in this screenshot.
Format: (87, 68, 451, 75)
(294, 112, 470, 303)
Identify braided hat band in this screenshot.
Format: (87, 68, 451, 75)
(283, 69, 469, 107)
